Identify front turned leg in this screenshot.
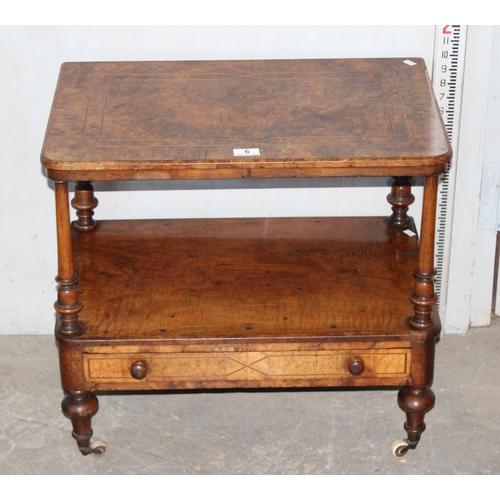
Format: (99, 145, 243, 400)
(410, 176, 439, 329)
(393, 386, 435, 457)
(62, 390, 106, 457)
(392, 337, 436, 457)
(54, 182, 83, 337)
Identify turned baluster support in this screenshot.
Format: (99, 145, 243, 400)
(387, 177, 415, 229)
(398, 386, 435, 440)
(410, 176, 439, 329)
(61, 390, 106, 456)
(54, 182, 83, 337)
(58, 341, 106, 456)
(56, 183, 105, 456)
(393, 337, 436, 457)
(71, 181, 98, 231)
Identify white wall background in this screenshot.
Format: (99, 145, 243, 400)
(0, 25, 497, 335)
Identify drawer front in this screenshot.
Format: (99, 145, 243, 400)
(83, 349, 410, 385)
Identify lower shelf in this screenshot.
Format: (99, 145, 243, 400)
(71, 216, 431, 345)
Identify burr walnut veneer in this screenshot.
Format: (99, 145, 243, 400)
(41, 58, 451, 457)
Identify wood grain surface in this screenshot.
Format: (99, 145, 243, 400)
(41, 59, 451, 180)
(67, 216, 436, 344)
(81, 347, 411, 391)
(44, 60, 447, 453)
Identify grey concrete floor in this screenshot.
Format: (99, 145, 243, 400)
(1, 322, 499, 475)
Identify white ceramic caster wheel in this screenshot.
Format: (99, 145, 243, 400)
(89, 439, 107, 457)
(391, 439, 409, 458)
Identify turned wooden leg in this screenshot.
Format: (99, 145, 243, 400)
(393, 338, 436, 457)
(394, 386, 436, 456)
(62, 391, 106, 456)
(54, 182, 83, 337)
(410, 176, 439, 329)
(387, 176, 415, 229)
(71, 181, 98, 231)
(58, 341, 107, 456)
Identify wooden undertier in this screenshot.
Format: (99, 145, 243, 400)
(63, 217, 439, 391)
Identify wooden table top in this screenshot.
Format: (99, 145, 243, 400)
(41, 58, 452, 181)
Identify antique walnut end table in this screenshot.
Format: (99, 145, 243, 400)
(41, 58, 451, 458)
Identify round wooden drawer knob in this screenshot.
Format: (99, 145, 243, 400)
(130, 360, 148, 379)
(348, 359, 365, 376)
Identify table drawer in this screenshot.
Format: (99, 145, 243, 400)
(83, 349, 411, 385)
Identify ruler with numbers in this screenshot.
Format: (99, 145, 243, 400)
(431, 25, 467, 315)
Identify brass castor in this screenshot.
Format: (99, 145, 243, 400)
(391, 438, 418, 458)
(79, 439, 107, 457)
